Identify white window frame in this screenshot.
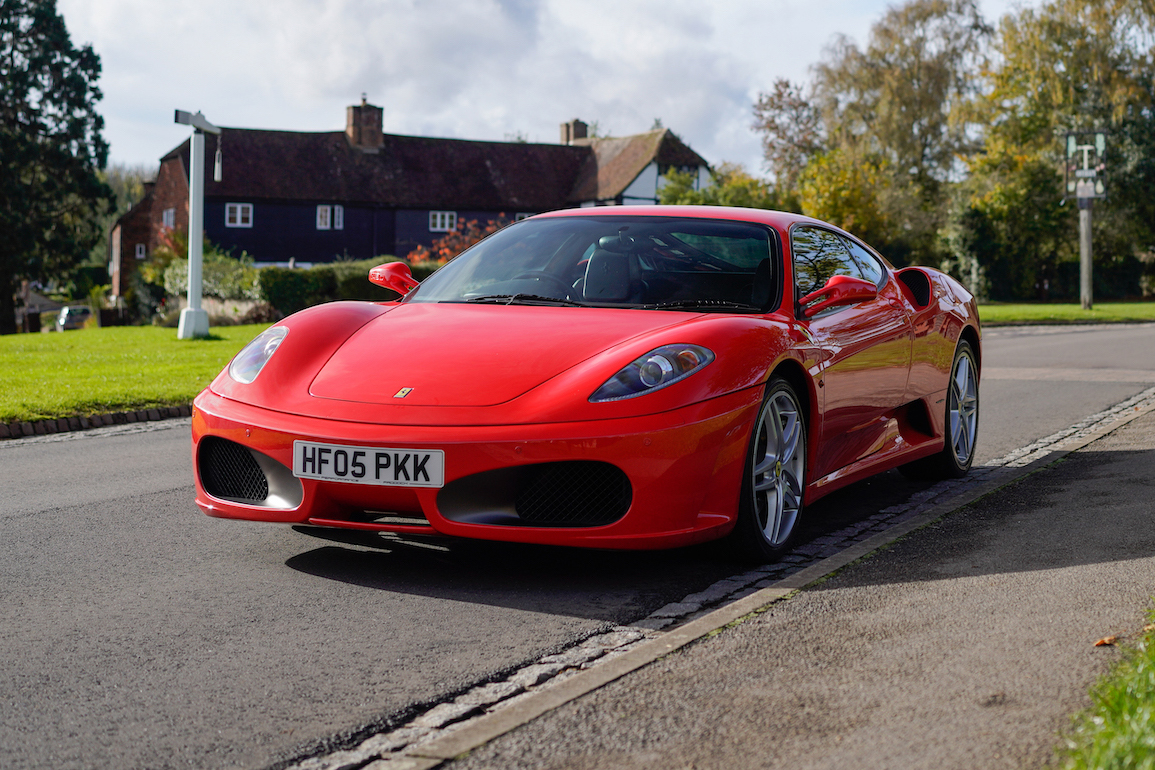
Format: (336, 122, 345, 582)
(162, 208, 175, 229)
(429, 210, 457, 232)
(333, 204, 344, 230)
(134, 243, 146, 260)
(316, 205, 331, 230)
(226, 203, 253, 228)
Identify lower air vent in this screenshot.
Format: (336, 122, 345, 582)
(200, 437, 268, 501)
(198, 436, 303, 508)
(438, 461, 633, 528)
(515, 462, 631, 527)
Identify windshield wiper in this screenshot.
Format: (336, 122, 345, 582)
(463, 294, 589, 307)
(640, 299, 763, 312)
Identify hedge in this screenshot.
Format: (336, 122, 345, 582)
(257, 258, 442, 315)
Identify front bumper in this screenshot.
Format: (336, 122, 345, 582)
(191, 387, 761, 550)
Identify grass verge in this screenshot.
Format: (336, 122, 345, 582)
(0, 324, 268, 423)
(980, 302, 1155, 326)
(1057, 610, 1155, 769)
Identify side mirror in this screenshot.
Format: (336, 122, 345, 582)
(799, 274, 877, 317)
(368, 262, 420, 295)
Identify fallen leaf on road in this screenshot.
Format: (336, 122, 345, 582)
(1143, 624, 1155, 633)
(1094, 636, 1118, 647)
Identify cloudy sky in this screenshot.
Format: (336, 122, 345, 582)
(58, 0, 1025, 177)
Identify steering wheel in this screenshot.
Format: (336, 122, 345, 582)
(512, 271, 572, 296)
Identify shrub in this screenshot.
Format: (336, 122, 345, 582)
(164, 253, 261, 301)
(257, 266, 338, 315)
(257, 258, 442, 315)
(406, 216, 511, 263)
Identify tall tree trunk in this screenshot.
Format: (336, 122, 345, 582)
(0, 272, 17, 335)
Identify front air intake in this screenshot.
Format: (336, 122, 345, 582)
(438, 461, 632, 528)
(200, 437, 268, 502)
(515, 462, 631, 526)
(198, 437, 303, 508)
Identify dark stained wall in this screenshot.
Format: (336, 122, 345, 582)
(201, 202, 515, 262)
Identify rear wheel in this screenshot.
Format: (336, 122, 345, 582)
(731, 378, 807, 562)
(900, 340, 979, 480)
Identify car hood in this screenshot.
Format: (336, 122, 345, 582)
(308, 302, 692, 407)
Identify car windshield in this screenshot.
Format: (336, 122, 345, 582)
(407, 215, 778, 312)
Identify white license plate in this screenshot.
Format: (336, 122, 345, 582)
(293, 441, 444, 488)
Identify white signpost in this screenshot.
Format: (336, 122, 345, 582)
(1065, 131, 1107, 311)
(174, 109, 221, 339)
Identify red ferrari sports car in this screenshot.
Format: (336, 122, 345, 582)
(192, 206, 980, 560)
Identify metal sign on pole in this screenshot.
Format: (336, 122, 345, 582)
(174, 109, 221, 339)
(1065, 131, 1107, 310)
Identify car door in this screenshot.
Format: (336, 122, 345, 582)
(791, 226, 912, 482)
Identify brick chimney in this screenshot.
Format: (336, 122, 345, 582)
(560, 118, 588, 144)
(347, 95, 384, 153)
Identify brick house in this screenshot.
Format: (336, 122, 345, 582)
(108, 101, 710, 298)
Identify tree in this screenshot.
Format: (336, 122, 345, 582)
(947, 0, 1155, 299)
(812, 0, 990, 191)
(752, 79, 824, 192)
(0, 0, 113, 334)
(752, 0, 991, 266)
(795, 149, 897, 253)
(658, 162, 787, 210)
(946, 146, 1071, 300)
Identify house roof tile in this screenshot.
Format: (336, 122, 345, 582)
(569, 129, 709, 202)
(161, 125, 708, 210)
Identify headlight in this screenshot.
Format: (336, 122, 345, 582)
(589, 344, 714, 402)
(228, 327, 288, 384)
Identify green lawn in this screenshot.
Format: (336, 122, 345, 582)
(1058, 612, 1155, 770)
(3, 301, 1153, 424)
(0, 324, 268, 423)
(980, 302, 1155, 326)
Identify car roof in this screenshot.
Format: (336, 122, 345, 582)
(532, 205, 829, 232)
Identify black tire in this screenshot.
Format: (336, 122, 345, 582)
(729, 377, 807, 562)
(900, 340, 979, 480)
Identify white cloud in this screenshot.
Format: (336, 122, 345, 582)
(57, 0, 1028, 176)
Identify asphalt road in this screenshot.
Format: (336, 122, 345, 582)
(0, 323, 1152, 770)
(448, 400, 1155, 770)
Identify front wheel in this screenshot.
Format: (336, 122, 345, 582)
(730, 378, 807, 562)
(901, 340, 979, 480)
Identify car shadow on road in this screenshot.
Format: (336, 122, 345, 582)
(282, 468, 940, 622)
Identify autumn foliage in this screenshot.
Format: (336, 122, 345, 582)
(406, 216, 512, 263)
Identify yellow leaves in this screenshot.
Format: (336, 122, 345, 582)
(796, 148, 895, 243)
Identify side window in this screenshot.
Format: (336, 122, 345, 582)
(791, 226, 856, 299)
(841, 237, 885, 286)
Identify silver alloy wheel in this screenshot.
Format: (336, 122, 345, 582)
(751, 387, 806, 547)
(948, 349, 979, 466)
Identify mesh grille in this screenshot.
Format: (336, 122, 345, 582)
(200, 437, 269, 502)
(515, 462, 631, 527)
